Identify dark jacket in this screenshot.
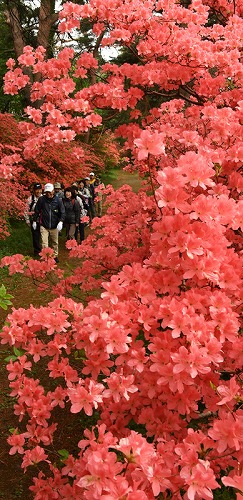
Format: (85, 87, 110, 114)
(63, 198, 80, 225)
(89, 183, 96, 200)
(34, 195, 65, 229)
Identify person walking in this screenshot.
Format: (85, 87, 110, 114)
(94, 177, 104, 217)
(70, 183, 87, 242)
(32, 183, 65, 263)
(89, 172, 96, 185)
(78, 179, 90, 211)
(84, 176, 96, 221)
(63, 187, 80, 240)
(54, 182, 64, 198)
(24, 182, 43, 256)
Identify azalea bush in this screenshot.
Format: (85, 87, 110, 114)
(0, 112, 120, 238)
(1, 0, 243, 498)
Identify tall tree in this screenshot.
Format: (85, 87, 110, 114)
(2, 0, 59, 56)
(0, 0, 59, 107)
(0, 7, 22, 113)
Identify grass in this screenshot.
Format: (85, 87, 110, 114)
(102, 167, 120, 185)
(0, 220, 38, 313)
(0, 219, 33, 259)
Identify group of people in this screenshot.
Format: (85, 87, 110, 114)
(24, 173, 104, 263)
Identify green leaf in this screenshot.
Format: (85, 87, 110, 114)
(9, 428, 17, 435)
(74, 348, 87, 360)
(4, 355, 18, 362)
(58, 449, 69, 460)
(13, 347, 25, 357)
(0, 284, 13, 310)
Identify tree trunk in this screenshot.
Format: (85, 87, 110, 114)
(37, 0, 58, 53)
(4, 0, 59, 107)
(4, 1, 25, 59)
(84, 32, 105, 143)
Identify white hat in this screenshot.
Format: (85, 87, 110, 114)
(85, 176, 90, 181)
(44, 183, 54, 192)
(89, 172, 95, 176)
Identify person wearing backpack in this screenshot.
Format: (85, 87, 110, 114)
(32, 183, 65, 263)
(94, 177, 105, 217)
(71, 184, 87, 242)
(24, 182, 43, 256)
(84, 176, 96, 221)
(63, 186, 80, 240)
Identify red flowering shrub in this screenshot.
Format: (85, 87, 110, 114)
(1, 0, 243, 498)
(0, 112, 120, 237)
(0, 113, 26, 237)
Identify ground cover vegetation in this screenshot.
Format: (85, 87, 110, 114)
(0, 0, 243, 498)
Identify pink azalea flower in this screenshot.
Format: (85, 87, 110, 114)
(222, 472, 243, 495)
(134, 130, 166, 159)
(181, 460, 219, 500)
(217, 377, 240, 406)
(67, 380, 104, 415)
(7, 431, 25, 455)
(21, 446, 48, 471)
(104, 371, 138, 403)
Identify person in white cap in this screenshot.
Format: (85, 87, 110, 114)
(32, 183, 65, 263)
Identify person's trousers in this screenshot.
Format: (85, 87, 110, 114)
(31, 224, 41, 254)
(96, 199, 102, 217)
(65, 223, 76, 240)
(40, 226, 59, 257)
(75, 222, 85, 242)
(89, 200, 96, 220)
